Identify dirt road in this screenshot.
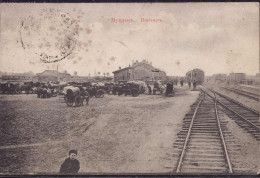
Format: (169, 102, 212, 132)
(0, 86, 199, 174)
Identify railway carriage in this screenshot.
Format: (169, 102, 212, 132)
(186, 69, 205, 85)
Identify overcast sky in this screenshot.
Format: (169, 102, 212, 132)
(0, 3, 259, 76)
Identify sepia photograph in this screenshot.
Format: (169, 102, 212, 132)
(0, 2, 259, 175)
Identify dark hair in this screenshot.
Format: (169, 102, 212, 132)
(69, 150, 77, 155)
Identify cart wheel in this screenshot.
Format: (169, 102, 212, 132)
(15, 87, 21, 94)
(66, 97, 74, 107)
(131, 88, 139, 97)
(95, 89, 104, 98)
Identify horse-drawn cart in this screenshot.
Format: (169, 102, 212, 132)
(153, 80, 164, 95)
(117, 81, 145, 97)
(162, 83, 175, 97)
(85, 83, 105, 98)
(65, 86, 89, 107)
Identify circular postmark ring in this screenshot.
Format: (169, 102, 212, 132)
(19, 8, 79, 63)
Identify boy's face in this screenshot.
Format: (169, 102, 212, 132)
(69, 153, 77, 160)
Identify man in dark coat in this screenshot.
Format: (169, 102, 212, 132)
(147, 85, 152, 95)
(193, 80, 197, 90)
(180, 80, 184, 87)
(60, 150, 80, 174)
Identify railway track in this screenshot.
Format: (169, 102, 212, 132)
(208, 89, 260, 140)
(219, 86, 259, 102)
(206, 83, 259, 102)
(174, 92, 235, 174)
(173, 89, 258, 174)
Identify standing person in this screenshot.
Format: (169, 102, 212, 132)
(79, 86, 89, 106)
(188, 81, 191, 89)
(193, 80, 197, 90)
(180, 80, 184, 87)
(60, 150, 80, 174)
(147, 85, 152, 95)
(26, 85, 31, 95)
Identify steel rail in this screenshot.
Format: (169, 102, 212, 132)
(206, 83, 259, 102)
(219, 86, 259, 102)
(204, 88, 260, 131)
(210, 89, 259, 115)
(214, 93, 233, 173)
(176, 94, 204, 173)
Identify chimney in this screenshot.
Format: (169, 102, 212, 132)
(119, 66, 121, 69)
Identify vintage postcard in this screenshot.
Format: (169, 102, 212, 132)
(0, 2, 259, 175)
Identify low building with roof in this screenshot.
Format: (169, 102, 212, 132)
(35, 70, 71, 82)
(112, 60, 166, 83)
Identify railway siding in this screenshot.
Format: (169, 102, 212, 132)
(203, 88, 260, 140)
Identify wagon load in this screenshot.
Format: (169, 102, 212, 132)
(66, 87, 80, 98)
(117, 81, 145, 97)
(61, 86, 75, 95)
(86, 86, 105, 98)
(93, 82, 112, 94)
(65, 86, 89, 107)
(92, 83, 105, 87)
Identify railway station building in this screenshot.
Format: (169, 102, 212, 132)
(112, 60, 167, 83)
